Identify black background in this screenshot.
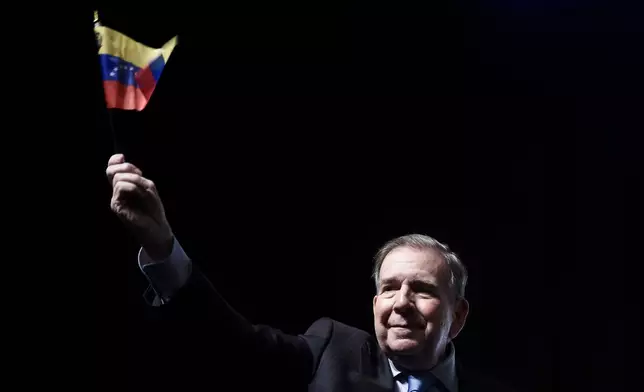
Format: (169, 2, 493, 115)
(93, 2, 642, 391)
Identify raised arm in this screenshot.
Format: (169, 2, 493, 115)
(106, 154, 328, 391)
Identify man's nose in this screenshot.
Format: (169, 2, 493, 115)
(393, 285, 413, 310)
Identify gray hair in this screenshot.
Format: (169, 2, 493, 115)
(372, 234, 468, 302)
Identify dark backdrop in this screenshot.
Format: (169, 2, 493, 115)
(94, 2, 642, 391)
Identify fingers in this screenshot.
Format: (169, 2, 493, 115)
(112, 172, 156, 193)
(111, 176, 152, 208)
(112, 180, 144, 200)
(108, 153, 125, 166)
(111, 180, 148, 214)
(106, 162, 143, 184)
(106, 155, 158, 204)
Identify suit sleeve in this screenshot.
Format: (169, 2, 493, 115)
(135, 241, 331, 391)
(138, 237, 192, 305)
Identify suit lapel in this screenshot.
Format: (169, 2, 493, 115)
(348, 346, 395, 392)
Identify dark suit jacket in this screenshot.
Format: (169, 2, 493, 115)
(132, 266, 515, 392)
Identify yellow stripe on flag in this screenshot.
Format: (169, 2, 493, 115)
(94, 25, 178, 69)
(160, 36, 178, 62)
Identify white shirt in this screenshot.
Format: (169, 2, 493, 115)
(138, 237, 459, 392)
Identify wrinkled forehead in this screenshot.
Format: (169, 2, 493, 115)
(378, 246, 449, 285)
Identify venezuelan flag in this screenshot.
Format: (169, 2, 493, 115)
(94, 13, 177, 111)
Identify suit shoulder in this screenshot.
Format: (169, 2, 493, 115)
(306, 317, 372, 341)
(305, 317, 382, 380)
(304, 318, 375, 356)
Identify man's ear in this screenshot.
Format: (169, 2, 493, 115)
(448, 297, 470, 340)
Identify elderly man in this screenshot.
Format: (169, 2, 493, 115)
(108, 154, 513, 392)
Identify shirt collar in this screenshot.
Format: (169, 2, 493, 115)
(388, 341, 458, 392)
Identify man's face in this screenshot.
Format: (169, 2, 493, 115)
(373, 246, 468, 367)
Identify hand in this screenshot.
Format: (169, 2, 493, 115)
(106, 154, 174, 260)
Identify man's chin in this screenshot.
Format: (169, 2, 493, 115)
(387, 338, 422, 354)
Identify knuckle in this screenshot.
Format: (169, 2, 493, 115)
(112, 173, 123, 184)
(114, 183, 133, 199)
(124, 162, 139, 173)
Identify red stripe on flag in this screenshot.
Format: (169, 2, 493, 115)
(103, 80, 148, 111)
(136, 66, 158, 102)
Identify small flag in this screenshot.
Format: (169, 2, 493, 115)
(94, 12, 178, 111)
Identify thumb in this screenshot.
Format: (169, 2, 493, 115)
(108, 153, 125, 165)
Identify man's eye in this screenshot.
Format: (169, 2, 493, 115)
(417, 289, 437, 297)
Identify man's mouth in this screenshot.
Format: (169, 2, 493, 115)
(389, 321, 425, 329)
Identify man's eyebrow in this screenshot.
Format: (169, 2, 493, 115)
(410, 280, 439, 290)
(379, 277, 438, 288)
(379, 277, 399, 286)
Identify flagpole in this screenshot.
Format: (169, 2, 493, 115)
(106, 107, 120, 154)
(95, 10, 121, 154)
